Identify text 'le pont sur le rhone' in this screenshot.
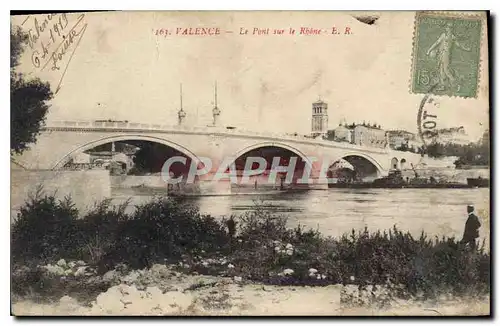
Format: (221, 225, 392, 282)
(154, 26, 353, 36)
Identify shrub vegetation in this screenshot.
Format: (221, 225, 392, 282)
(11, 194, 490, 301)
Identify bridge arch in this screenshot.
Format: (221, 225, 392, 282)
(400, 158, 407, 170)
(229, 141, 314, 170)
(52, 134, 202, 170)
(335, 152, 385, 174)
(390, 157, 399, 170)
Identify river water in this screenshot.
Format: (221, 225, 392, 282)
(111, 187, 490, 248)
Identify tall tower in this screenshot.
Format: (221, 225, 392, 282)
(178, 84, 186, 125)
(212, 81, 221, 126)
(311, 99, 328, 137)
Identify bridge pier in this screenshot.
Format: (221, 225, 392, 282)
(308, 177, 329, 190)
(168, 179, 232, 196)
(197, 179, 232, 196)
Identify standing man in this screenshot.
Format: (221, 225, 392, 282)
(461, 205, 481, 250)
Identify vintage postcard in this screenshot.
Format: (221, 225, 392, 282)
(10, 11, 490, 316)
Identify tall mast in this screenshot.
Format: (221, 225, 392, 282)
(212, 81, 221, 126)
(214, 81, 218, 107)
(178, 83, 186, 125)
(180, 83, 183, 109)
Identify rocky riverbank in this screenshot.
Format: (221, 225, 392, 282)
(11, 261, 489, 316)
(12, 286, 490, 316)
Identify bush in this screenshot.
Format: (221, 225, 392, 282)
(11, 195, 490, 302)
(11, 265, 112, 304)
(98, 197, 230, 270)
(237, 207, 291, 246)
(229, 222, 490, 299)
(11, 192, 80, 263)
(74, 199, 130, 265)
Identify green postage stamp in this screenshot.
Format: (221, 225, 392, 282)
(411, 12, 483, 98)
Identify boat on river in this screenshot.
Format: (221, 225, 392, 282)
(372, 170, 473, 189)
(328, 181, 373, 189)
(330, 169, 478, 189)
(467, 177, 489, 188)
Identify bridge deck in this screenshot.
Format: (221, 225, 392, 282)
(43, 120, 390, 155)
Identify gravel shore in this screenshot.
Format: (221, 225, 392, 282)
(11, 263, 490, 316)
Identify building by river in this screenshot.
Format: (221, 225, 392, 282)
(63, 142, 139, 174)
(328, 122, 386, 149)
(436, 126, 471, 145)
(386, 130, 424, 151)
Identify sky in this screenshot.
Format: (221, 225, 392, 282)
(11, 11, 490, 141)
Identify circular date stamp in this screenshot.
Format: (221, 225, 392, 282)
(417, 92, 441, 147)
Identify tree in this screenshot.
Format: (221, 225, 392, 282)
(11, 25, 53, 155)
(395, 142, 409, 152)
(425, 142, 445, 158)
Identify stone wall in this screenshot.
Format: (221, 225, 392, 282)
(11, 169, 111, 222)
(110, 175, 167, 189)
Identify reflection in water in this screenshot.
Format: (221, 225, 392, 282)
(111, 188, 490, 248)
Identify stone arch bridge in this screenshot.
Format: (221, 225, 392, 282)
(13, 120, 423, 184)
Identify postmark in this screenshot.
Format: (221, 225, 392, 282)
(411, 12, 483, 98)
(417, 89, 441, 147)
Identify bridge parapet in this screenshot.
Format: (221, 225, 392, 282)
(43, 120, 392, 155)
(16, 119, 431, 172)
